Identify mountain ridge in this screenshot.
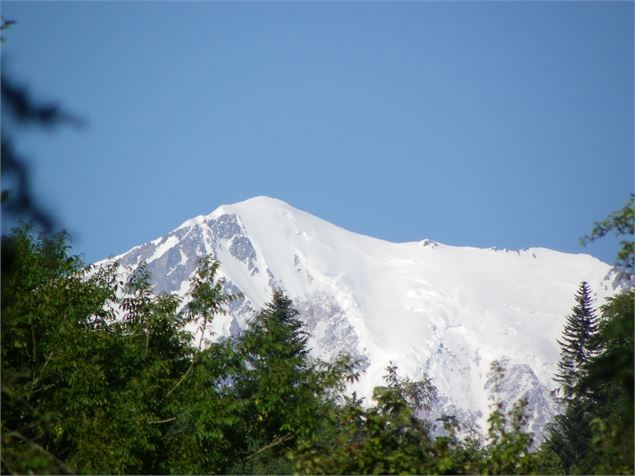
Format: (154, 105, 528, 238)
(99, 195, 618, 436)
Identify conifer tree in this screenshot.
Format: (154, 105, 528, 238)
(554, 281, 599, 400)
(231, 290, 313, 471)
(242, 290, 309, 366)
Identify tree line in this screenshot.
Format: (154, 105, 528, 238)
(1, 197, 633, 475)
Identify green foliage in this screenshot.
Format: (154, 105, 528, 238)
(1, 227, 238, 474)
(293, 365, 488, 475)
(231, 291, 363, 474)
(580, 194, 634, 281)
(554, 281, 600, 400)
(578, 291, 634, 475)
(185, 257, 239, 342)
(547, 289, 634, 475)
(581, 290, 634, 401)
(2, 226, 119, 474)
(483, 400, 535, 475)
(533, 445, 565, 475)
(481, 361, 536, 475)
(293, 366, 433, 475)
(544, 198, 635, 475)
(236, 291, 314, 449)
(0, 229, 364, 474)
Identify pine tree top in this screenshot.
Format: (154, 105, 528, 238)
(554, 281, 600, 400)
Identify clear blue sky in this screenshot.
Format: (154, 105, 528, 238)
(2, 1, 633, 265)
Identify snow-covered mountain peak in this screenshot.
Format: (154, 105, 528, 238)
(224, 194, 294, 212)
(103, 196, 618, 437)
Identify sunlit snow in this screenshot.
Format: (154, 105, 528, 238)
(102, 196, 618, 436)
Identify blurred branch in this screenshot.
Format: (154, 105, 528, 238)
(1, 138, 54, 232)
(1, 72, 86, 234)
(1, 16, 16, 43)
(2, 75, 86, 128)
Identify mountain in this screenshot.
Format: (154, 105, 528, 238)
(99, 196, 619, 436)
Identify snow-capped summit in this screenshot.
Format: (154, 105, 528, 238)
(102, 196, 618, 436)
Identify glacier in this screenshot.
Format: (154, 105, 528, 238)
(98, 196, 619, 437)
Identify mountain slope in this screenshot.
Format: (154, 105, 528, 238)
(100, 196, 618, 435)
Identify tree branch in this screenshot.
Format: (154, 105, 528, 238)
(5, 430, 74, 474)
(32, 351, 54, 387)
(150, 416, 177, 424)
(245, 433, 293, 461)
(165, 363, 193, 399)
(164, 312, 209, 400)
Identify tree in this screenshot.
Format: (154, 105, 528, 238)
(547, 282, 600, 471)
(156, 257, 244, 475)
(1, 226, 119, 473)
(547, 291, 634, 475)
(481, 361, 537, 475)
(554, 281, 599, 400)
(0, 228, 240, 474)
(576, 290, 634, 475)
(580, 290, 634, 402)
(230, 291, 315, 472)
(544, 197, 635, 475)
(293, 365, 437, 475)
(228, 290, 364, 474)
(580, 194, 634, 284)
(293, 364, 489, 475)
(576, 195, 634, 473)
